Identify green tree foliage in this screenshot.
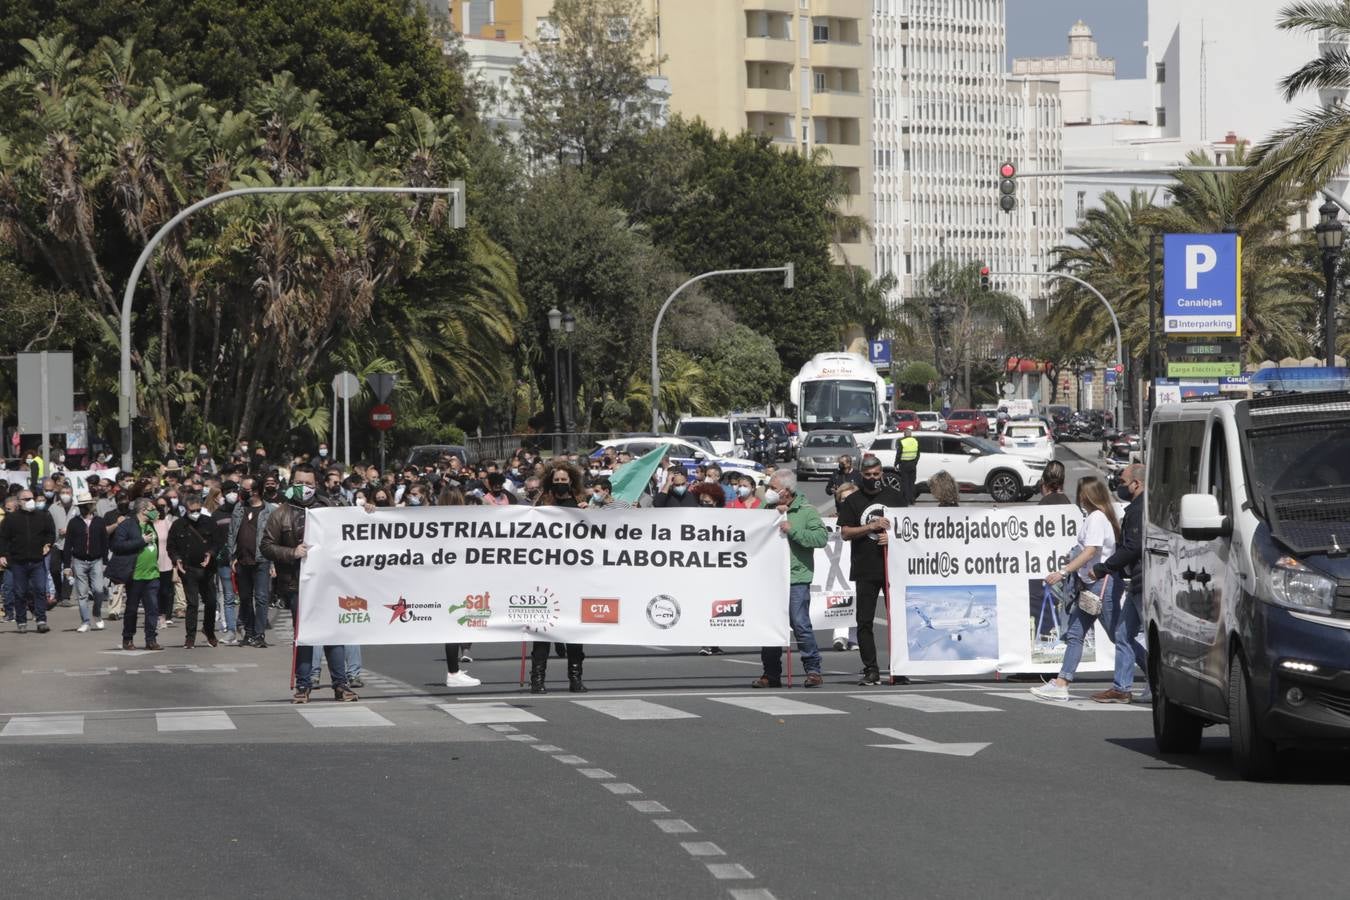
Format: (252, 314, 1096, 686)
(700, 324, 784, 414)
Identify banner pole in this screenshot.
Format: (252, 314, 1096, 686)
(786, 639, 793, 688)
(519, 641, 527, 687)
(290, 601, 299, 692)
(883, 547, 896, 686)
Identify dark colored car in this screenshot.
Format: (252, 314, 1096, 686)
(407, 444, 468, 468)
(944, 409, 989, 437)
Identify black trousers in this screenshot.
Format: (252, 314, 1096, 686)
(855, 579, 886, 673)
(181, 566, 218, 639)
(899, 463, 918, 505)
(444, 644, 460, 674)
(531, 641, 583, 669)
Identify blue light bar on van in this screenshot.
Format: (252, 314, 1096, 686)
(1250, 367, 1350, 392)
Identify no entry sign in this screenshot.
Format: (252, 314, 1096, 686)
(368, 404, 396, 431)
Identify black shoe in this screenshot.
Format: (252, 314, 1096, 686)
(36, 621, 49, 634)
(18, 622, 28, 634)
(529, 663, 547, 694)
(253, 636, 268, 649)
(348, 677, 364, 688)
(891, 675, 911, 685)
(567, 662, 588, 693)
(750, 676, 782, 689)
(858, 669, 881, 686)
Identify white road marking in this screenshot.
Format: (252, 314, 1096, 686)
(707, 864, 755, 880)
(602, 782, 642, 795)
(156, 710, 236, 732)
(578, 768, 615, 779)
(552, 754, 588, 765)
(1, 715, 84, 737)
(296, 706, 394, 728)
(866, 726, 990, 757)
(573, 699, 700, 720)
(681, 842, 726, 857)
(437, 702, 545, 724)
(989, 692, 1148, 712)
(531, 744, 564, 753)
(850, 693, 1002, 713)
(486, 724, 517, 733)
(729, 890, 779, 900)
(712, 697, 846, 716)
(628, 800, 670, 813)
(505, 734, 537, 742)
(654, 819, 697, 834)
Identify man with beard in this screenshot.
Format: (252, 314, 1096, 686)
(836, 455, 908, 686)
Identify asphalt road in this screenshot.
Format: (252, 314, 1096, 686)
(4, 443, 1345, 899)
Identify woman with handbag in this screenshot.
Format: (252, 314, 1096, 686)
(1030, 476, 1119, 702)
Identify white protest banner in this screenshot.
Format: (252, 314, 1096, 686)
(297, 505, 789, 647)
(885, 506, 1115, 677)
(0, 467, 119, 489)
(810, 517, 856, 630)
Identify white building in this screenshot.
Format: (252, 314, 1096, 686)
(1012, 20, 1116, 125)
(871, 0, 1064, 315)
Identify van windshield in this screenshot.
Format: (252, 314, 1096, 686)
(1245, 419, 1350, 553)
(676, 421, 731, 442)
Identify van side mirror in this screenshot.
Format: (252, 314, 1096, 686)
(1179, 493, 1230, 540)
(692, 451, 706, 460)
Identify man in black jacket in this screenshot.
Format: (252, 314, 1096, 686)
(837, 455, 908, 686)
(652, 466, 698, 508)
(62, 492, 108, 632)
(168, 494, 223, 648)
(0, 487, 56, 633)
(1091, 462, 1149, 703)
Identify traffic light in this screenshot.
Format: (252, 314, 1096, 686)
(999, 162, 1017, 213)
(980, 265, 991, 292)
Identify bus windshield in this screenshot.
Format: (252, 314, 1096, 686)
(800, 380, 877, 432)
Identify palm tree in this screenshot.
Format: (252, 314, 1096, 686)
(1247, 1, 1350, 207)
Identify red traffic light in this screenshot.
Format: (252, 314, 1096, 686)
(999, 162, 1016, 178)
(1113, 364, 1124, 374)
(980, 266, 991, 276)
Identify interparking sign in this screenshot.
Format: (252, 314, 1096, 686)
(1163, 233, 1241, 335)
(868, 340, 892, 365)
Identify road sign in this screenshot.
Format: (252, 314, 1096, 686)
(1081, 372, 1094, 384)
(367, 373, 397, 403)
(868, 340, 892, 365)
(1168, 361, 1242, 377)
(1166, 339, 1241, 359)
(1105, 369, 1118, 386)
(1220, 374, 1251, 392)
(1163, 233, 1242, 335)
(368, 404, 396, 431)
(332, 371, 361, 400)
(17, 351, 74, 433)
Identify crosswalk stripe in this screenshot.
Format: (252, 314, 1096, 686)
(989, 692, 1148, 712)
(850, 693, 1003, 713)
(296, 706, 395, 728)
(572, 699, 700, 720)
(711, 696, 846, 716)
(437, 702, 545, 725)
(1, 715, 84, 737)
(156, 710, 237, 732)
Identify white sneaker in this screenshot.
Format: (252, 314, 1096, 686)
(76, 622, 90, 633)
(93, 619, 105, 630)
(446, 671, 482, 688)
(1030, 681, 1071, 701)
(832, 638, 847, 652)
(162, 618, 175, 627)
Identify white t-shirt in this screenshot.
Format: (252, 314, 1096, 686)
(1074, 509, 1116, 588)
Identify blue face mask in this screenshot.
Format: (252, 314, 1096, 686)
(672, 485, 687, 496)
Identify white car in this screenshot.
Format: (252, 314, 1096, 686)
(916, 411, 946, 431)
(674, 416, 742, 457)
(870, 432, 1044, 503)
(998, 420, 1054, 462)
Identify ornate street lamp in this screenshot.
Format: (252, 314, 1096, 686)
(1315, 200, 1344, 367)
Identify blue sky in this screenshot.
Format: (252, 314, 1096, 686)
(1006, 0, 1147, 78)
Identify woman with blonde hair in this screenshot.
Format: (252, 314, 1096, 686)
(928, 470, 960, 506)
(1031, 476, 1121, 701)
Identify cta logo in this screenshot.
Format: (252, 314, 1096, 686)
(710, 598, 745, 628)
(448, 591, 493, 628)
(646, 594, 681, 630)
(581, 598, 620, 624)
(384, 596, 438, 624)
(508, 586, 561, 633)
(337, 595, 370, 624)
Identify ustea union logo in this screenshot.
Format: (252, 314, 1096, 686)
(337, 596, 370, 624)
(447, 591, 493, 628)
(384, 596, 438, 624)
(508, 586, 561, 633)
(646, 594, 681, 629)
(581, 598, 620, 624)
(710, 598, 744, 629)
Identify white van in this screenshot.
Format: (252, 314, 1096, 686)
(674, 417, 742, 457)
(1145, 391, 1350, 779)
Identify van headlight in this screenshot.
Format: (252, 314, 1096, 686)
(1255, 553, 1337, 614)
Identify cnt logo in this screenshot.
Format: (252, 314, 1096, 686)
(709, 598, 744, 628)
(825, 594, 854, 612)
(581, 598, 620, 624)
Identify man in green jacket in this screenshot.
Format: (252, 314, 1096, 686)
(753, 470, 829, 689)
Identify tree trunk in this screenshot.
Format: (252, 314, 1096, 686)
(236, 340, 276, 442)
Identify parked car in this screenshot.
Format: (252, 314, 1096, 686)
(796, 430, 860, 480)
(891, 409, 922, 432)
(916, 411, 946, 432)
(764, 419, 795, 460)
(944, 409, 990, 437)
(979, 406, 1000, 433)
(998, 420, 1054, 462)
(588, 436, 763, 483)
(871, 432, 1043, 503)
(674, 416, 743, 457)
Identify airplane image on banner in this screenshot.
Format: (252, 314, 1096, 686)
(908, 592, 991, 649)
(903, 585, 1000, 661)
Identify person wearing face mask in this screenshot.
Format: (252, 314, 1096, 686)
(47, 483, 78, 607)
(729, 474, 762, 510)
(752, 470, 829, 688)
(23, 451, 44, 489)
(826, 454, 862, 498)
(212, 482, 242, 642)
(1088, 463, 1149, 704)
(262, 464, 357, 703)
(0, 488, 56, 633)
(108, 499, 164, 650)
(322, 468, 344, 503)
(521, 476, 542, 505)
(482, 472, 516, 506)
(168, 495, 223, 648)
(691, 482, 728, 656)
(528, 462, 589, 694)
(62, 491, 108, 632)
(653, 467, 698, 508)
(228, 477, 275, 647)
(1, 492, 19, 623)
(837, 455, 907, 686)
(588, 477, 630, 510)
(316, 443, 330, 464)
(152, 495, 179, 627)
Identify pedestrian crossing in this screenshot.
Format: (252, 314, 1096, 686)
(0, 690, 1146, 741)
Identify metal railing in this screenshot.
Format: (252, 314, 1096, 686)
(464, 432, 620, 462)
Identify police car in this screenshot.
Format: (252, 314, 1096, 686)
(588, 436, 766, 483)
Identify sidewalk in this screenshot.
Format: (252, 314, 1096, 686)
(1058, 441, 1104, 466)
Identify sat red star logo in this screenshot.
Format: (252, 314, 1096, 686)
(384, 597, 411, 624)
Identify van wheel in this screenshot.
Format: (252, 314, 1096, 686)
(986, 471, 1021, 504)
(1151, 651, 1202, 754)
(1228, 653, 1278, 780)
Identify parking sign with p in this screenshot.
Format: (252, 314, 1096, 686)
(1163, 233, 1241, 335)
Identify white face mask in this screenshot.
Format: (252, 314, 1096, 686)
(188, 511, 202, 521)
(319, 448, 329, 457)
(22, 499, 36, 512)
(408, 496, 422, 506)
(59, 493, 72, 504)
(736, 485, 752, 498)
(224, 491, 240, 505)
(762, 489, 781, 506)
(298, 485, 315, 503)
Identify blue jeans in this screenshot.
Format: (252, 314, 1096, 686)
(1113, 588, 1148, 692)
(761, 583, 822, 677)
(71, 558, 106, 623)
(1059, 577, 1118, 682)
(217, 565, 237, 634)
(235, 563, 271, 639)
(310, 645, 362, 688)
(2, 569, 14, 619)
(9, 559, 47, 625)
(123, 578, 160, 643)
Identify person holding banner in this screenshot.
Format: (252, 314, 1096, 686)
(753, 470, 828, 689)
(529, 461, 589, 694)
(837, 456, 907, 685)
(1030, 477, 1120, 702)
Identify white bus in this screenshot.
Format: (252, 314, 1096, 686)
(789, 353, 887, 448)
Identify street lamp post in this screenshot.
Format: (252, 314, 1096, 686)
(562, 312, 576, 438)
(1316, 200, 1344, 368)
(650, 264, 793, 432)
(547, 307, 564, 456)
